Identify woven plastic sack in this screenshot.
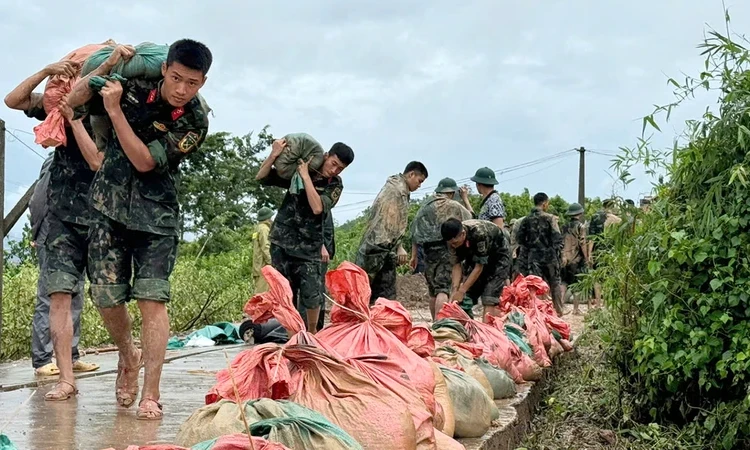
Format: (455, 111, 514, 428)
(318, 262, 437, 416)
(548, 337, 564, 359)
(176, 398, 357, 448)
(0, 434, 18, 450)
(434, 346, 494, 400)
(273, 133, 325, 179)
(81, 42, 168, 78)
(439, 366, 497, 438)
(503, 323, 534, 356)
(249, 416, 362, 450)
(430, 361, 455, 437)
(33, 41, 113, 148)
(475, 358, 516, 399)
(192, 435, 291, 450)
(431, 319, 469, 343)
(406, 323, 435, 357)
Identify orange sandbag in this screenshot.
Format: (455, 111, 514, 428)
(406, 323, 435, 357)
(206, 343, 290, 404)
(347, 355, 437, 450)
(34, 42, 112, 148)
(285, 345, 418, 450)
(319, 262, 437, 415)
(437, 302, 528, 383)
(244, 265, 305, 335)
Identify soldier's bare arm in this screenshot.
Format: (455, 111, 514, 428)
(66, 45, 134, 109)
(455, 263, 484, 302)
(255, 138, 286, 181)
(450, 263, 463, 302)
(4, 61, 79, 111)
(58, 99, 103, 171)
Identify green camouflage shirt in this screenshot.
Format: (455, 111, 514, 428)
(87, 79, 209, 236)
(24, 93, 96, 226)
(357, 174, 410, 256)
(517, 206, 563, 262)
(411, 194, 472, 245)
(451, 219, 509, 267)
(262, 169, 343, 262)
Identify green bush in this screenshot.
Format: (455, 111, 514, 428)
(580, 21, 750, 449)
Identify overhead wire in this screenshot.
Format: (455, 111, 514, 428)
(5, 128, 47, 160)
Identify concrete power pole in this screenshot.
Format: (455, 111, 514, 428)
(577, 147, 586, 206)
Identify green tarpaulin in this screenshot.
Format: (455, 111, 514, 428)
(167, 322, 243, 350)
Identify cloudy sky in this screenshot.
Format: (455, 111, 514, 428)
(1, 0, 748, 238)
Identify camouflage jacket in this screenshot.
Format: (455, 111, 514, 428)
(451, 219, 510, 268)
(25, 94, 97, 226)
(510, 216, 525, 258)
(357, 174, 410, 255)
(561, 218, 587, 267)
(87, 79, 209, 236)
(517, 206, 563, 262)
(263, 169, 343, 262)
(411, 194, 472, 246)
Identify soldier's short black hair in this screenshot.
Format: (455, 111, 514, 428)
(329, 142, 354, 166)
(441, 218, 463, 241)
(405, 161, 428, 178)
(167, 39, 213, 75)
(533, 192, 549, 206)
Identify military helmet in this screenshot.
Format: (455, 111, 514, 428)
(470, 167, 499, 186)
(566, 203, 585, 216)
(257, 206, 274, 222)
(435, 177, 459, 193)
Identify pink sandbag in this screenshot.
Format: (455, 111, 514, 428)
(114, 435, 290, 450)
(34, 42, 112, 148)
(244, 265, 305, 335)
(406, 323, 435, 358)
(370, 298, 413, 342)
(347, 355, 437, 450)
(437, 302, 532, 383)
(319, 262, 437, 415)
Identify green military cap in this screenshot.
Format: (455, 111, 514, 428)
(435, 177, 459, 193)
(470, 167, 499, 186)
(567, 203, 584, 216)
(257, 206, 274, 221)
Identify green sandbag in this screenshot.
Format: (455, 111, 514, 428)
(507, 311, 526, 328)
(440, 366, 498, 438)
(550, 329, 562, 341)
(250, 416, 363, 450)
(475, 358, 516, 399)
(432, 319, 470, 342)
(88, 73, 127, 91)
(0, 434, 18, 450)
(176, 398, 335, 446)
(274, 132, 325, 181)
(504, 324, 534, 356)
(82, 42, 168, 79)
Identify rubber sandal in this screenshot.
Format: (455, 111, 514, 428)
(115, 349, 143, 408)
(136, 398, 163, 421)
(72, 360, 100, 373)
(35, 363, 60, 377)
(44, 380, 78, 402)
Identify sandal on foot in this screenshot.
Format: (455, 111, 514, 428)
(136, 398, 163, 421)
(73, 360, 100, 373)
(35, 362, 60, 377)
(44, 380, 78, 402)
(115, 349, 143, 408)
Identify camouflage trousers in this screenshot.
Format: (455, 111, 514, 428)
(356, 249, 397, 305)
(297, 261, 327, 331)
(45, 213, 89, 295)
(423, 242, 452, 298)
(88, 213, 178, 308)
(271, 244, 324, 310)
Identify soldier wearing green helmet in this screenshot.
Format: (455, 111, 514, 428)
(411, 177, 472, 318)
(465, 167, 506, 228)
(561, 202, 590, 315)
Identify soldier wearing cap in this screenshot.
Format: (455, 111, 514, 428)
(252, 207, 274, 294)
(465, 167, 506, 228)
(560, 203, 589, 315)
(411, 178, 472, 318)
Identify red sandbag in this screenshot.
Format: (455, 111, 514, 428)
(437, 302, 533, 383)
(34, 42, 112, 148)
(115, 435, 290, 450)
(370, 298, 413, 342)
(206, 343, 290, 404)
(505, 275, 572, 340)
(347, 355, 437, 450)
(285, 345, 418, 450)
(319, 262, 437, 415)
(244, 265, 305, 335)
(406, 323, 435, 357)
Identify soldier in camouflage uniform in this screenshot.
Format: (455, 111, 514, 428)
(252, 207, 274, 294)
(516, 192, 564, 315)
(560, 203, 590, 315)
(441, 218, 511, 322)
(356, 161, 428, 304)
(298, 211, 335, 331)
(5, 59, 105, 400)
(67, 39, 212, 419)
(411, 178, 472, 319)
(256, 137, 354, 334)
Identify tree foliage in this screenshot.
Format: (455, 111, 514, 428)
(582, 16, 750, 449)
(178, 126, 283, 236)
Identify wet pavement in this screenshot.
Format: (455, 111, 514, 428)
(0, 344, 247, 450)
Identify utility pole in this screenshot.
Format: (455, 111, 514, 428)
(577, 147, 586, 207)
(0, 119, 5, 356)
